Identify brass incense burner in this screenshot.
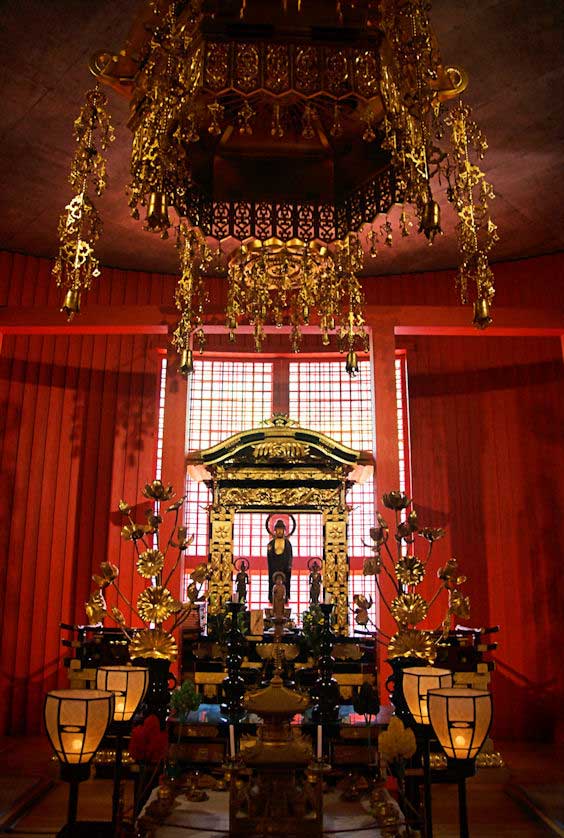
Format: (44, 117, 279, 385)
(242, 674, 311, 766)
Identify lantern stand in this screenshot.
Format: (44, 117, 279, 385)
(96, 665, 149, 832)
(43, 689, 114, 837)
(428, 687, 493, 838)
(401, 666, 454, 838)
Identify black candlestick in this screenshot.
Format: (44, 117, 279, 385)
(221, 601, 246, 722)
(311, 603, 340, 724)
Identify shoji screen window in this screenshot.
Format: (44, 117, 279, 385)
(288, 360, 378, 629)
(184, 360, 273, 580)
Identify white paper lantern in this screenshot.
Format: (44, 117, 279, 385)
(402, 666, 453, 725)
(428, 687, 492, 760)
(44, 689, 114, 765)
(96, 665, 149, 723)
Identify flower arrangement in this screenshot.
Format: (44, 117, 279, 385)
(301, 603, 325, 657)
(361, 490, 470, 663)
(86, 479, 211, 661)
(129, 714, 170, 764)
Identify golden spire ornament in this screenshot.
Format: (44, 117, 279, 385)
(52, 85, 114, 319)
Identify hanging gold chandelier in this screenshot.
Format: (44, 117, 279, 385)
(53, 0, 498, 371)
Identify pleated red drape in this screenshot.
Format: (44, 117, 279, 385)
(0, 252, 176, 734)
(362, 254, 564, 743)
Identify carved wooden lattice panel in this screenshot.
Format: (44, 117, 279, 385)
(208, 505, 234, 611)
(323, 509, 349, 635)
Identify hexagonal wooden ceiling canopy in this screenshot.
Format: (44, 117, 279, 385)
(0, 0, 563, 277)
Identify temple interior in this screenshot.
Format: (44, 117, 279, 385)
(0, 1, 563, 836)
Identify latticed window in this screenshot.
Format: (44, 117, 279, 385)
(181, 352, 410, 629)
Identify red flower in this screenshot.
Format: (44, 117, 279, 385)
(129, 715, 169, 763)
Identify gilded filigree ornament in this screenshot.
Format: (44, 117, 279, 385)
(252, 440, 310, 461)
(62, 0, 502, 370)
(52, 85, 114, 319)
(86, 481, 211, 661)
(226, 234, 367, 365)
(444, 101, 498, 326)
(172, 224, 211, 371)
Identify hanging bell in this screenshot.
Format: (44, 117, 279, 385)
(419, 200, 442, 243)
(472, 297, 492, 329)
(345, 350, 359, 377)
(178, 348, 194, 376)
(145, 192, 170, 233)
(61, 288, 81, 321)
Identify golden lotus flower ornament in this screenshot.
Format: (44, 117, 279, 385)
(450, 589, 471, 619)
(92, 561, 119, 589)
(129, 627, 178, 661)
(137, 586, 182, 623)
(358, 490, 473, 669)
(391, 592, 429, 626)
(142, 480, 174, 501)
(388, 629, 436, 663)
(85, 590, 108, 625)
(395, 556, 425, 587)
(137, 549, 165, 578)
(382, 491, 411, 511)
(86, 480, 207, 663)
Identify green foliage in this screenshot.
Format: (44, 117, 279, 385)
(170, 678, 201, 720)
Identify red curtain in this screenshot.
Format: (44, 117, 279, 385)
(402, 334, 564, 742)
(0, 253, 173, 734)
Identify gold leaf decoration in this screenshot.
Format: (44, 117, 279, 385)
(142, 480, 174, 501)
(391, 592, 429, 626)
(190, 562, 210, 584)
(395, 556, 425, 586)
(111, 606, 125, 625)
(419, 527, 446, 543)
(129, 628, 178, 661)
(438, 558, 467, 590)
(92, 561, 119, 589)
(118, 499, 132, 514)
(388, 629, 436, 663)
(382, 491, 411, 511)
(363, 555, 381, 576)
(85, 590, 107, 625)
(137, 549, 165, 578)
(378, 717, 417, 765)
(450, 589, 471, 619)
(121, 523, 146, 541)
(137, 586, 178, 623)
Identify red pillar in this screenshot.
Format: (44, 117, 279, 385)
(369, 320, 400, 703)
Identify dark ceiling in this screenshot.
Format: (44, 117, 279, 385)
(1, 0, 563, 278)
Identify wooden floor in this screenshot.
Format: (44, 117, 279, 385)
(0, 737, 560, 837)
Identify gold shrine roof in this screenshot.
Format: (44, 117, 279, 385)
(186, 414, 372, 475)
